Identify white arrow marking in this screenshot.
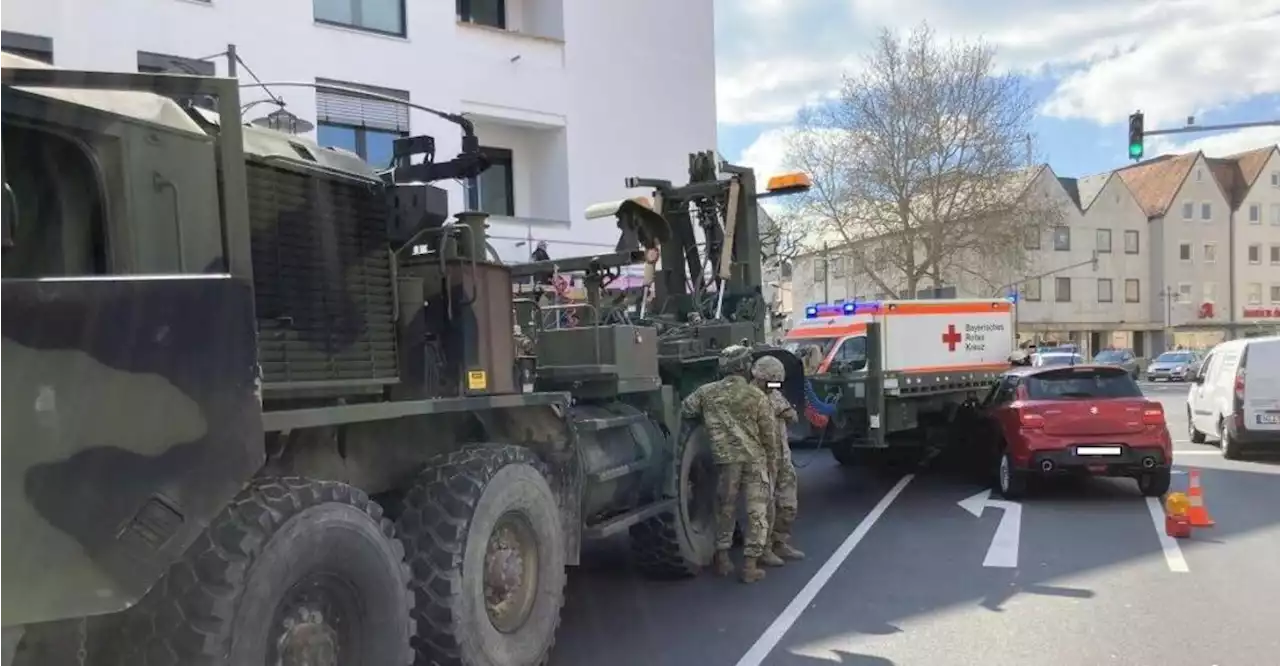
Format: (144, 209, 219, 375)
(958, 488, 1022, 568)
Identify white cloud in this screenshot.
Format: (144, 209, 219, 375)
(737, 126, 796, 181)
(716, 0, 1280, 129)
(1148, 128, 1280, 158)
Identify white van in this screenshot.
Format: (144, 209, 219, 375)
(1186, 335, 1280, 459)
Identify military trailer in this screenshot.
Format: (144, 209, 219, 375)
(1, 56, 805, 666)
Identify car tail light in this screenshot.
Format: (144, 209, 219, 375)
(1019, 410, 1045, 429)
(1142, 402, 1165, 426)
(1234, 367, 1246, 401)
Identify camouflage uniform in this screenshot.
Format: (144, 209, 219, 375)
(680, 345, 776, 583)
(752, 356, 804, 561)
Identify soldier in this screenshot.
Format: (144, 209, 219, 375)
(680, 345, 777, 583)
(751, 356, 806, 562)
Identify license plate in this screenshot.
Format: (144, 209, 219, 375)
(1076, 446, 1123, 456)
(1257, 413, 1280, 425)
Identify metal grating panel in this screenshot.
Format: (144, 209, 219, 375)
(246, 162, 398, 388)
(315, 78, 410, 132)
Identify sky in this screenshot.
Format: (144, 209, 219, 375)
(715, 0, 1280, 182)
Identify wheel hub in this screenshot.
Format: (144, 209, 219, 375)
(484, 513, 539, 634)
(275, 605, 338, 666)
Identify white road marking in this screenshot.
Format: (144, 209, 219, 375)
(1145, 496, 1190, 573)
(956, 489, 1022, 568)
(733, 474, 914, 666)
(1174, 450, 1220, 456)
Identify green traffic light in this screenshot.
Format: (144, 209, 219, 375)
(1129, 143, 1143, 159)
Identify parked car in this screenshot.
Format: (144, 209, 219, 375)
(1145, 350, 1199, 382)
(1187, 336, 1280, 459)
(1093, 348, 1140, 378)
(971, 364, 1173, 498)
(1032, 352, 1085, 368)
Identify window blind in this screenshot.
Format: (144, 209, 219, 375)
(315, 78, 410, 132)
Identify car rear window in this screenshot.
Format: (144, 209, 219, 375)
(1026, 367, 1143, 399)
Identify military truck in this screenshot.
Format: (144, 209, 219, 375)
(1, 56, 805, 666)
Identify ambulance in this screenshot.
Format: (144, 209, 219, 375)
(785, 299, 1017, 465)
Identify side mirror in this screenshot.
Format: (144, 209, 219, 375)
(1192, 373, 1205, 385)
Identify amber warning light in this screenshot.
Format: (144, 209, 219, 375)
(764, 171, 812, 195)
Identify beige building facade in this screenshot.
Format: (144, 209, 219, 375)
(787, 144, 1280, 359)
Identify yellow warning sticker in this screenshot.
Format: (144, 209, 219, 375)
(467, 370, 488, 390)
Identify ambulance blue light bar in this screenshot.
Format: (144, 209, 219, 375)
(804, 301, 882, 319)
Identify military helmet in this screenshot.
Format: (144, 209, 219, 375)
(751, 355, 786, 383)
(718, 345, 754, 375)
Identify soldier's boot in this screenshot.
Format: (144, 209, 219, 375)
(713, 550, 734, 577)
(774, 542, 806, 561)
(758, 550, 786, 567)
(740, 557, 767, 584)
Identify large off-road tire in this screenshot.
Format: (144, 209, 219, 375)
(629, 425, 717, 578)
(114, 477, 415, 666)
(396, 445, 566, 666)
(829, 436, 859, 466)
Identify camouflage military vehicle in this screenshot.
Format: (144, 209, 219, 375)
(1, 56, 806, 666)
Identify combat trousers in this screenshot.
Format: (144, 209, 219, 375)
(770, 443, 799, 545)
(716, 461, 771, 558)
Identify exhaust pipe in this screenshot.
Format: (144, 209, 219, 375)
(1040, 459, 1055, 472)
(1141, 456, 1157, 469)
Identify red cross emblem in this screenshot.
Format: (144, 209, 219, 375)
(942, 324, 963, 351)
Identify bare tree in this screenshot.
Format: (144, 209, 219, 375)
(783, 23, 1062, 299)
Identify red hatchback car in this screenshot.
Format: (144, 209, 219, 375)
(974, 364, 1173, 499)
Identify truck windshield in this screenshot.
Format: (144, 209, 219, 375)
(1026, 367, 1143, 399)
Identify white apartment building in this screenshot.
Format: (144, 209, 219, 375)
(1, 0, 716, 262)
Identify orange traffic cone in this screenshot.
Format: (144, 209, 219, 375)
(1186, 469, 1215, 527)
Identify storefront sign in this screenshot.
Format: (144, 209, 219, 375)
(1242, 307, 1280, 319)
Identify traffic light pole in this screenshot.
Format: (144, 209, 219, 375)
(1143, 118, 1280, 137)
(1129, 110, 1280, 161)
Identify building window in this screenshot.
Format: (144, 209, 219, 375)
(1023, 226, 1040, 250)
(457, 0, 506, 29)
(1124, 230, 1140, 254)
(1055, 277, 1071, 302)
(1203, 282, 1217, 303)
(1097, 278, 1113, 303)
(314, 0, 406, 36)
(1271, 203, 1280, 226)
(1125, 279, 1140, 303)
(1023, 278, 1042, 302)
(315, 78, 411, 168)
(1203, 243, 1216, 263)
(1052, 226, 1070, 251)
(1179, 243, 1192, 262)
(1271, 245, 1280, 265)
(465, 146, 515, 216)
(1, 30, 53, 63)
(1271, 284, 1280, 304)
(1249, 204, 1262, 224)
(829, 256, 848, 278)
(1096, 228, 1112, 253)
(1182, 202, 1194, 220)
(1177, 283, 1192, 303)
(1248, 243, 1262, 264)
(1246, 282, 1262, 305)
(1272, 172, 1280, 187)
(1200, 202, 1211, 220)
(1195, 168, 1203, 182)
(813, 258, 826, 282)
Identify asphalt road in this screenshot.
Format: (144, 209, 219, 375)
(552, 381, 1280, 666)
